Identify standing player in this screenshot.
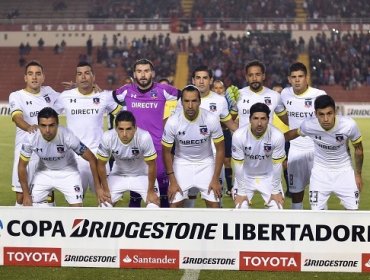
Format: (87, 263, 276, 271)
(230, 60, 288, 127)
(18, 107, 100, 207)
(281, 62, 326, 209)
(9, 60, 59, 206)
(113, 59, 179, 208)
(212, 79, 234, 196)
(232, 103, 286, 209)
(162, 85, 225, 208)
(96, 111, 159, 208)
(285, 95, 363, 210)
(54, 62, 121, 194)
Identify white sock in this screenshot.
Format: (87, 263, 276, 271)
(184, 199, 195, 208)
(235, 201, 249, 209)
(146, 203, 159, 208)
(291, 202, 303, 209)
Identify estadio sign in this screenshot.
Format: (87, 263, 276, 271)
(0, 207, 369, 272)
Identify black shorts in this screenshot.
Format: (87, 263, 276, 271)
(223, 128, 232, 158)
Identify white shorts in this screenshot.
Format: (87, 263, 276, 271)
(287, 147, 314, 193)
(309, 165, 359, 210)
(172, 161, 219, 203)
(108, 174, 159, 204)
(30, 170, 83, 205)
(233, 176, 284, 209)
(76, 156, 109, 194)
(12, 148, 39, 192)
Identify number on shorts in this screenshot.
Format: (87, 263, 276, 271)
(289, 174, 294, 187)
(309, 191, 318, 203)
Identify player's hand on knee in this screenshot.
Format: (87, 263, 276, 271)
(168, 182, 182, 203)
(268, 193, 284, 209)
(234, 195, 248, 208)
(23, 194, 33, 206)
(146, 189, 160, 206)
(208, 178, 222, 199)
(96, 188, 112, 205)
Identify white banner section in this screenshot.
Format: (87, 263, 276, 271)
(0, 207, 369, 272)
(337, 103, 370, 118)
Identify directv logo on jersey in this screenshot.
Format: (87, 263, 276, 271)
(199, 125, 208, 135)
(304, 99, 312, 108)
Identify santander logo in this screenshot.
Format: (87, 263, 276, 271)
(120, 249, 179, 269)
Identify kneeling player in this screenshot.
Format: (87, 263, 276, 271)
(96, 111, 160, 208)
(18, 107, 100, 207)
(232, 103, 286, 209)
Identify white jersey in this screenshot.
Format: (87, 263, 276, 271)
(281, 86, 326, 150)
(9, 86, 59, 148)
(176, 91, 231, 122)
(299, 115, 362, 169)
(231, 86, 286, 127)
(20, 126, 86, 172)
(54, 89, 121, 153)
(232, 124, 286, 177)
(96, 128, 157, 176)
(162, 108, 224, 163)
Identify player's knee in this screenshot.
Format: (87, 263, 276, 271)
(146, 202, 160, 208)
(235, 200, 249, 209)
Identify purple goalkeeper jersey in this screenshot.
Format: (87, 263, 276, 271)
(113, 82, 178, 147)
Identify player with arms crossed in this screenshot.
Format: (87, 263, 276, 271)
(96, 111, 160, 208)
(54, 62, 121, 195)
(162, 85, 225, 208)
(281, 62, 327, 209)
(18, 107, 100, 207)
(285, 95, 363, 210)
(232, 103, 286, 209)
(113, 59, 179, 207)
(9, 60, 59, 206)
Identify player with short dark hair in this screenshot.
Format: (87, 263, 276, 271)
(9, 60, 59, 206)
(232, 102, 286, 209)
(18, 107, 99, 207)
(96, 110, 159, 208)
(113, 58, 180, 208)
(285, 95, 363, 210)
(281, 62, 327, 209)
(162, 85, 225, 208)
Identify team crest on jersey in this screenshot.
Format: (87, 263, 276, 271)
(264, 97, 272, 105)
(74, 185, 81, 192)
(43, 95, 51, 103)
(209, 103, 217, 112)
(199, 125, 208, 135)
(131, 147, 140, 156)
(264, 143, 272, 153)
(335, 134, 344, 142)
(56, 145, 65, 153)
(93, 97, 100, 104)
(150, 90, 158, 99)
(304, 98, 312, 108)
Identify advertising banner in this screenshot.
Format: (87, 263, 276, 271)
(0, 207, 369, 272)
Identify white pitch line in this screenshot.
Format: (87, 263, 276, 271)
(181, 269, 200, 280)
